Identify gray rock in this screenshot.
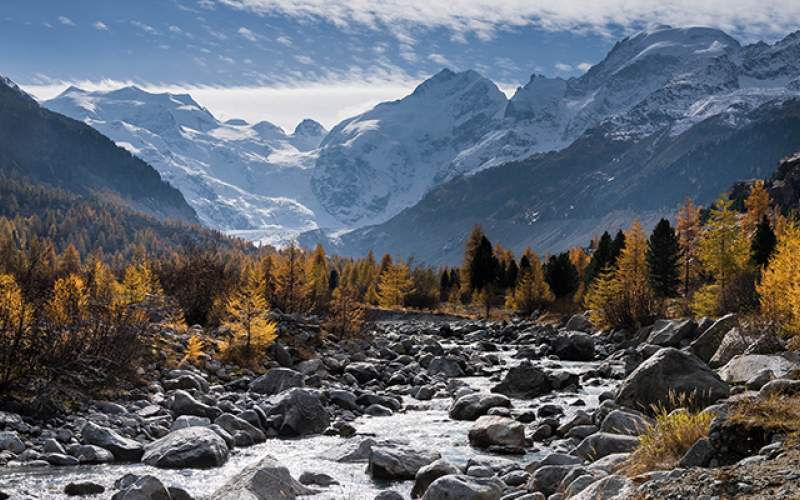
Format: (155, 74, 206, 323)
(374, 492, 404, 500)
(718, 352, 800, 384)
(44, 438, 66, 454)
(344, 363, 381, 384)
(428, 356, 465, 377)
(64, 482, 105, 496)
(567, 474, 634, 500)
(421, 475, 504, 500)
(565, 315, 593, 333)
(368, 445, 441, 480)
(745, 369, 775, 390)
(535, 453, 584, 468)
(266, 388, 329, 436)
(298, 471, 339, 486)
(328, 390, 357, 410)
(567, 425, 599, 440)
(499, 469, 529, 487)
(615, 348, 729, 414)
(170, 390, 222, 420)
(647, 319, 697, 348)
(111, 475, 171, 500)
(600, 410, 653, 436)
(678, 438, 715, 468)
(468, 416, 525, 449)
(214, 414, 266, 444)
(690, 314, 737, 363)
(0, 431, 25, 454)
(319, 437, 386, 462)
(171, 415, 211, 432)
(412, 458, 462, 498)
(208, 424, 235, 449)
(758, 379, 800, 398)
(81, 422, 143, 462)
(491, 362, 579, 399)
(207, 454, 313, 500)
(528, 465, 578, 497)
(553, 332, 595, 361)
(46, 453, 81, 466)
(142, 427, 229, 468)
(556, 410, 594, 436)
(249, 368, 305, 396)
(709, 327, 756, 368)
(449, 393, 512, 421)
(574, 433, 640, 461)
(365, 404, 393, 416)
(72, 445, 115, 464)
(564, 474, 598, 498)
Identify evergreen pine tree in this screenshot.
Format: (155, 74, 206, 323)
(611, 230, 626, 264)
(469, 236, 497, 291)
(544, 252, 578, 298)
(750, 214, 777, 269)
(645, 219, 682, 298)
(584, 231, 613, 285)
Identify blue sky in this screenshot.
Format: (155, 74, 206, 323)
(2, 0, 798, 131)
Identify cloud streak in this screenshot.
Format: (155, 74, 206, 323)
(215, 0, 800, 42)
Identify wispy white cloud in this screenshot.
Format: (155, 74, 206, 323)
(237, 26, 264, 42)
(169, 25, 183, 34)
(219, 55, 236, 63)
(132, 20, 159, 34)
(276, 35, 292, 46)
(295, 55, 314, 65)
(58, 16, 75, 26)
(42, 22, 52, 28)
(93, 21, 108, 31)
(576, 62, 592, 72)
(22, 68, 423, 131)
(555, 63, 573, 72)
(215, 0, 800, 43)
(428, 53, 451, 67)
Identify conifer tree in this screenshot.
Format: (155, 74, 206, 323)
(47, 274, 89, 324)
(58, 243, 82, 277)
(328, 269, 339, 291)
(742, 180, 772, 238)
(698, 194, 749, 310)
(327, 283, 365, 339)
(307, 244, 329, 301)
(584, 231, 614, 285)
(569, 247, 590, 282)
(506, 256, 554, 314)
(223, 263, 276, 364)
(611, 230, 626, 264)
(750, 214, 777, 269)
(757, 221, 800, 334)
(544, 252, 578, 298)
(469, 236, 497, 291)
(646, 218, 681, 298)
(273, 240, 311, 314)
(676, 197, 702, 297)
(258, 254, 277, 307)
(378, 259, 415, 308)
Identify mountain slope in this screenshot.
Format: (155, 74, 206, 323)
(45, 86, 329, 245)
(300, 98, 800, 265)
(0, 75, 197, 223)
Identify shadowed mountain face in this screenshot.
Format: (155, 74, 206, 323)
(300, 99, 800, 265)
(0, 75, 197, 223)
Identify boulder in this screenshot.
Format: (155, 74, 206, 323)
(0, 431, 25, 454)
(64, 482, 105, 496)
(599, 410, 653, 436)
(214, 414, 266, 444)
(142, 427, 229, 468)
(46, 453, 80, 466)
(368, 445, 441, 480)
(249, 368, 305, 396)
(328, 390, 357, 411)
(449, 393, 512, 421)
(615, 348, 729, 414)
(566, 315, 594, 333)
(528, 465, 580, 497)
(709, 327, 756, 368)
(170, 390, 222, 420)
(420, 475, 504, 500)
(491, 361, 579, 399)
(411, 458, 462, 498)
(320, 437, 386, 462)
(468, 416, 525, 449)
(298, 471, 338, 487)
(266, 388, 329, 437)
(428, 356, 465, 377)
(111, 475, 171, 500)
(170, 415, 210, 432)
(206, 455, 314, 500)
(574, 433, 640, 461)
(679, 438, 716, 468)
(553, 332, 595, 361)
(344, 363, 381, 384)
(568, 475, 635, 500)
(759, 379, 800, 398)
(81, 422, 143, 462)
(646, 319, 697, 347)
(690, 314, 738, 363)
(717, 352, 800, 384)
(73, 445, 115, 464)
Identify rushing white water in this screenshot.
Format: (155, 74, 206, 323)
(0, 355, 619, 500)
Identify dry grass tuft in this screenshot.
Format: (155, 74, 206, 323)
(620, 406, 713, 476)
(727, 394, 800, 445)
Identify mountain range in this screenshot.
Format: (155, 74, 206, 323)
(0, 75, 197, 223)
(34, 25, 800, 264)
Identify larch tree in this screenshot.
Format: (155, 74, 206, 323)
(326, 283, 365, 339)
(698, 194, 749, 311)
(742, 180, 772, 238)
(676, 197, 702, 297)
(378, 259, 415, 308)
(645, 218, 682, 298)
(223, 262, 276, 365)
(506, 255, 554, 315)
(307, 244, 329, 302)
(257, 254, 277, 307)
(757, 221, 800, 335)
(57, 243, 82, 277)
(273, 240, 312, 314)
